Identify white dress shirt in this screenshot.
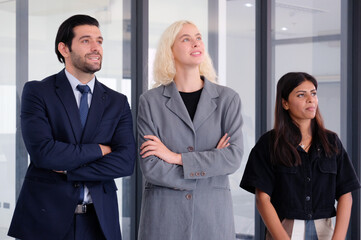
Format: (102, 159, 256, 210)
(65, 69, 95, 203)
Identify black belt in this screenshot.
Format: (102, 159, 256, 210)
(75, 203, 94, 214)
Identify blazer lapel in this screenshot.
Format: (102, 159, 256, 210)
(55, 69, 83, 143)
(164, 82, 194, 132)
(193, 78, 218, 131)
(81, 79, 106, 142)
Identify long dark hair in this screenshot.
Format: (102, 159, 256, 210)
(55, 14, 99, 63)
(272, 72, 336, 166)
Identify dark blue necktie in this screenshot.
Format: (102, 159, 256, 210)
(76, 84, 90, 203)
(77, 85, 91, 128)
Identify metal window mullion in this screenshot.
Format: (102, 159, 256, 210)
(15, 0, 29, 200)
(348, 0, 361, 239)
(131, 0, 148, 239)
(255, 0, 273, 239)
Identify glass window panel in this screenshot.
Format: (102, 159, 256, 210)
(274, 0, 340, 39)
(28, 0, 132, 237)
(273, 0, 342, 136)
(0, 1, 16, 239)
(226, 0, 256, 238)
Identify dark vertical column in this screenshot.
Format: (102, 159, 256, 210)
(255, 0, 272, 139)
(208, 0, 218, 73)
(255, 0, 272, 239)
(121, 0, 135, 239)
(15, 0, 29, 199)
(340, 1, 349, 143)
(131, 0, 148, 239)
(348, 0, 361, 239)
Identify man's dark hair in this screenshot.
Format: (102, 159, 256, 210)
(55, 14, 99, 63)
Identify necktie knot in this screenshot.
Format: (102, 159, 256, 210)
(77, 85, 90, 94)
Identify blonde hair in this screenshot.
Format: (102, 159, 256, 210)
(152, 20, 217, 87)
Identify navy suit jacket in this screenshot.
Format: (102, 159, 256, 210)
(8, 69, 136, 240)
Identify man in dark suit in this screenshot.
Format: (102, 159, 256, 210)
(8, 14, 136, 240)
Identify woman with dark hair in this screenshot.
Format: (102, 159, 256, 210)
(240, 72, 360, 239)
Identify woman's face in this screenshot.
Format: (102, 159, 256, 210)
(282, 80, 318, 125)
(172, 24, 205, 69)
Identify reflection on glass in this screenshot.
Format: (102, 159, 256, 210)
(273, 0, 342, 136)
(0, 1, 16, 239)
(274, 1, 340, 40)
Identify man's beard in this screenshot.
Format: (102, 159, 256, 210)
(70, 52, 102, 74)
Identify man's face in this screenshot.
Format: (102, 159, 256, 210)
(67, 24, 103, 75)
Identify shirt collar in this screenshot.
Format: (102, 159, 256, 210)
(65, 69, 95, 93)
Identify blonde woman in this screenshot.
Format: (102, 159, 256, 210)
(137, 20, 244, 240)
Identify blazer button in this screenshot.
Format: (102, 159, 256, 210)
(201, 171, 206, 176)
(187, 146, 194, 152)
(190, 172, 194, 177)
(185, 193, 192, 200)
(195, 172, 200, 176)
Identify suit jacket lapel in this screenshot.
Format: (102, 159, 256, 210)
(55, 69, 83, 143)
(81, 79, 106, 142)
(193, 78, 218, 131)
(164, 82, 194, 132)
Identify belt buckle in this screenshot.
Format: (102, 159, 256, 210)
(75, 204, 87, 214)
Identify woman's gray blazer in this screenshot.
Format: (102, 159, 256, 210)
(137, 78, 243, 240)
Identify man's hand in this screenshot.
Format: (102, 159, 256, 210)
(99, 144, 112, 156)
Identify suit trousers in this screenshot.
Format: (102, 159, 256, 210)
(64, 204, 106, 240)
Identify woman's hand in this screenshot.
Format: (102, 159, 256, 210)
(256, 189, 291, 240)
(140, 135, 182, 165)
(332, 192, 352, 240)
(140, 133, 230, 165)
(216, 133, 230, 149)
